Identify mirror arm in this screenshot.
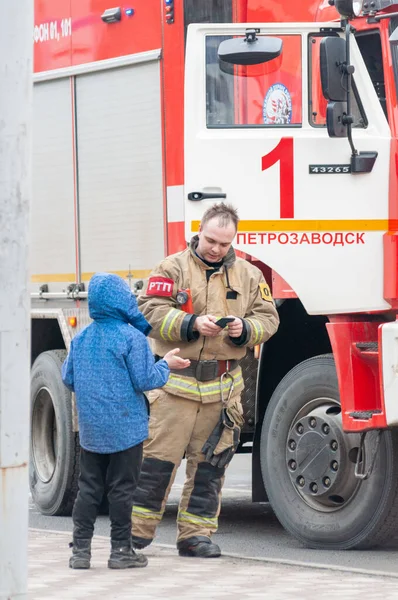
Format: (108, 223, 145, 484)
(344, 21, 358, 156)
(343, 22, 377, 173)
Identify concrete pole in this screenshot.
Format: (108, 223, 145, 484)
(0, 2, 33, 599)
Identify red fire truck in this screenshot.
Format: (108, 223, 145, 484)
(30, 0, 398, 550)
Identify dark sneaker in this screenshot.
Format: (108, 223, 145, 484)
(108, 542, 148, 569)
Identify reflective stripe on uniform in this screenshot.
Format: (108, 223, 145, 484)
(160, 308, 181, 341)
(177, 510, 218, 529)
(132, 505, 164, 521)
(246, 317, 264, 346)
(166, 372, 243, 397)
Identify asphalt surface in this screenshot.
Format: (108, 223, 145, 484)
(29, 454, 398, 577)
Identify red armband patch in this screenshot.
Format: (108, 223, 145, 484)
(147, 276, 174, 297)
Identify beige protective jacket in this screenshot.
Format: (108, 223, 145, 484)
(138, 237, 280, 403)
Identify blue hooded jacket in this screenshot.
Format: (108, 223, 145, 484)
(61, 272, 170, 453)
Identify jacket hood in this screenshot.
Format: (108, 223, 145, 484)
(88, 272, 151, 335)
(189, 235, 236, 268)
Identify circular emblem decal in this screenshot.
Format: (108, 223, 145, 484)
(263, 83, 292, 125)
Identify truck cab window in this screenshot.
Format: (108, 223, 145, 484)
(184, 0, 232, 42)
(389, 17, 398, 116)
(309, 34, 367, 128)
(206, 34, 302, 128)
(356, 30, 388, 121)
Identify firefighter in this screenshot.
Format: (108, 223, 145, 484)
(131, 202, 280, 558)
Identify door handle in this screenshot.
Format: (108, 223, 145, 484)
(187, 191, 227, 201)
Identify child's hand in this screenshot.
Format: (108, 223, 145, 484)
(164, 348, 191, 370)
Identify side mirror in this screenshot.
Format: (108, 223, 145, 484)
(320, 37, 347, 102)
(218, 30, 283, 66)
(326, 102, 348, 137)
(320, 23, 378, 172)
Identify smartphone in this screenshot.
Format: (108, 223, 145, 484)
(215, 317, 235, 328)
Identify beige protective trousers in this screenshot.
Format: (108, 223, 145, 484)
(131, 389, 239, 546)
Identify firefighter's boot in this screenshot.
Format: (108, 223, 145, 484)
(131, 535, 152, 550)
(178, 536, 221, 558)
(69, 538, 91, 569)
(108, 540, 148, 569)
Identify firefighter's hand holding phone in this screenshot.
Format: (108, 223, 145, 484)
(194, 315, 242, 337)
(224, 316, 243, 338)
(163, 348, 191, 370)
(193, 315, 223, 337)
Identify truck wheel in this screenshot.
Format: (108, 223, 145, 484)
(260, 354, 398, 549)
(30, 350, 80, 516)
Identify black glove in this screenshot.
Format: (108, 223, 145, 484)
(202, 402, 243, 469)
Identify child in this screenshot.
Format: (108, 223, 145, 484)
(62, 272, 190, 570)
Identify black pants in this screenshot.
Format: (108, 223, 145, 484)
(72, 443, 143, 542)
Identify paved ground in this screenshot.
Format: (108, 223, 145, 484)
(30, 455, 398, 575)
(28, 529, 398, 600)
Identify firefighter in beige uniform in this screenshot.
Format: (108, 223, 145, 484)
(131, 203, 279, 558)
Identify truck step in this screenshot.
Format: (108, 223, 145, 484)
(355, 342, 379, 352)
(349, 410, 382, 420)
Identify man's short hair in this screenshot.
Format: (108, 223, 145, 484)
(201, 202, 239, 231)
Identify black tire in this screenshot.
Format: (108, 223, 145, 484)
(261, 354, 398, 549)
(30, 350, 80, 516)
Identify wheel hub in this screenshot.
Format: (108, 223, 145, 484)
(286, 402, 360, 509)
(31, 386, 57, 483)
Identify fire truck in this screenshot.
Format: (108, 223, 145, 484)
(30, 0, 398, 550)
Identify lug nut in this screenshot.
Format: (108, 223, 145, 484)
(322, 424, 330, 435)
(331, 440, 338, 451)
(297, 476, 305, 487)
(331, 461, 339, 472)
(323, 477, 331, 488)
(310, 482, 318, 493)
(296, 423, 304, 434)
(309, 417, 317, 428)
(289, 460, 297, 471)
(288, 439, 296, 451)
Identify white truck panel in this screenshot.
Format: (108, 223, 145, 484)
(31, 78, 76, 291)
(184, 24, 391, 315)
(76, 60, 165, 277)
(382, 322, 398, 426)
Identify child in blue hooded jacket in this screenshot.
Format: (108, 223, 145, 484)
(62, 272, 189, 570)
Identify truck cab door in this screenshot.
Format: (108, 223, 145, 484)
(184, 23, 391, 315)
